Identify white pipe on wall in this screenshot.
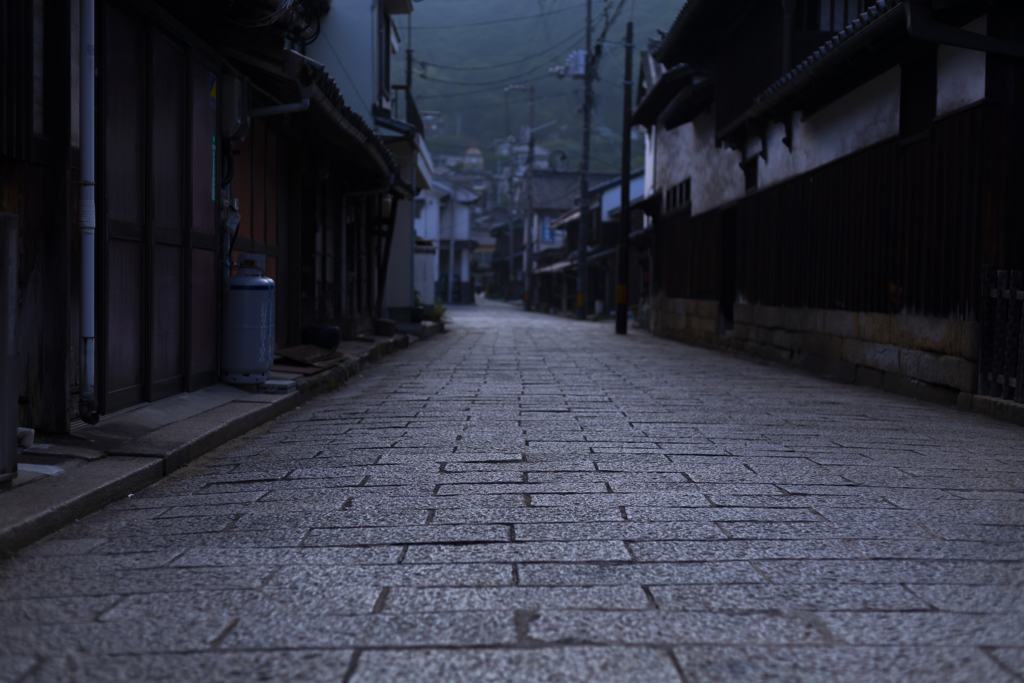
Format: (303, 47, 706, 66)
(79, 0, 98, 424)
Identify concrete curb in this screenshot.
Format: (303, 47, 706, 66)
(0, 334, 412, 556)
(0, 457, 163, 556)
(958, 392, 1024, 428)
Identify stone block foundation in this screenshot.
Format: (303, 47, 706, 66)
(652, 297, 979, 407)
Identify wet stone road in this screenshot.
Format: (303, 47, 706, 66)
(3, 301, 1024, 682)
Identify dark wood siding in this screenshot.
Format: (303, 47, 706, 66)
(714, 1, 784, 134)
(730, 103, 1017, 320)
(150, 31, 186, 400)
(659, 209, 721, 301)
(190, 57, 218, 388)
(101, 2, 221, 412)
(103, 6, 146, 411)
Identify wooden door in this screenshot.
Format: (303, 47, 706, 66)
(102, 3, 219, 412)
(189, 57, 219, 389)
(103, 6, 146, 412)
(150, 31, 185, 401)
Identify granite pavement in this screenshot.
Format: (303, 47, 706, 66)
(2, 301, 1022, 682)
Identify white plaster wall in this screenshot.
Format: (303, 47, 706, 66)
(644, 128, 656, 198)
(414, 251, 435, 304)
(760, 66, 901, 189)
(654, 108, 746, 216)
(600, 176, 645, 222)
(455, 203, 471, 241)
(383, 194, 413, 309)
(936, 15, 987, 117)
(413, 194, 442, 242)
(306, 0, 377, 124)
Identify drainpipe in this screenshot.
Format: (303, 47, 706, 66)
(250, 96, 310, 118)
(79, 0, 99, 425)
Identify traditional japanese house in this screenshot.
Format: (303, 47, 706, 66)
(1, 0, 421, 432)
(634, 0, 1024, 406)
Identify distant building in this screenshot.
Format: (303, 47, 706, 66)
(463, 143, 485, 170)
(421, 111, 445, 137)
(413, 180, 480, 304)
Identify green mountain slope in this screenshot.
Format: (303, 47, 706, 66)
(395, 0, 682, 173)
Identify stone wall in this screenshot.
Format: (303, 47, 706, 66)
(652, 297, 979, 406)
(652, 297, 720, 349)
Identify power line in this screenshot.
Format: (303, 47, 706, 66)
(412, 3, 587, 30)
(419, 54, 569, 87)
(420, 91, 569, 113)
(417, 71, 554, 99)
(415, 0, 626, 99)
(420, 27, 585, 72)
(318, 33, 371, 114)
(417, 31, 588, 87)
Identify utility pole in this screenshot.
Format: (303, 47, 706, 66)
(507, 204, 515, 301)
(576, 0, 593, 320)
(524, 86, 535, 311)
(448, 191, 457, 304)
(407, 17, 416, 312)
(615, 22, 633, 335)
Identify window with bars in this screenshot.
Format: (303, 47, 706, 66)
(664, 178, 691, 215)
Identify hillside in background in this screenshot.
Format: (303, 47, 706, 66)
(392, 0, 682, 174)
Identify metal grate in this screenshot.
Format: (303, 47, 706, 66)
(979, 265, 1024, 402)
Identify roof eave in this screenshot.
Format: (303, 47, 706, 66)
(718, 0, 908, 142)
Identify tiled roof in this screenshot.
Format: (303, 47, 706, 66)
(528, 172, 614, 211)
(632, 63, 700, 127)
(755, 0, 903, 106)
(294, 54, 403, 180)
(528, 172, 581, 211)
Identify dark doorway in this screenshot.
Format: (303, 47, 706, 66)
(719, 207, 737, 333)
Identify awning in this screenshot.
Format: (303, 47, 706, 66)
(534, 260, 573, 275)
(660, 77, 715, 130)
(534, 244, 618, 275)
(632, 64, 703, 127)
(548, 209, 580, 232)
(587, 246, 617, 262)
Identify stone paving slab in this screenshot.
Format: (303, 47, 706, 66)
(1, 301, 1023, 681)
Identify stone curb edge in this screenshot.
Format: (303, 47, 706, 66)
(0, 333, 414, 557)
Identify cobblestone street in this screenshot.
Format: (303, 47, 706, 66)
(2, 301, 1023, 682)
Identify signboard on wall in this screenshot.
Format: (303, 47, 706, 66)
(541, 215, 555, 243)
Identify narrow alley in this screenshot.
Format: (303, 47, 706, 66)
(2, 302, 1023, 681)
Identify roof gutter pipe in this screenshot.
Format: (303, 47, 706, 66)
(251, 93, 311, 117)
(906, 0, 1024, 58)
(79, 0, 99, 425)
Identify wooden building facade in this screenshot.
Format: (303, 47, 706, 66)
(634, 0, 1024, 405)
(2, 0, 414, 432)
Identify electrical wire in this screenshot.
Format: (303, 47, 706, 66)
(420, 27, 585, 71)
(419, 53, 575, 87)
(412, 3, 586, 30)
(318, 33, 372, 114)
(416, 71, 558, 100)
